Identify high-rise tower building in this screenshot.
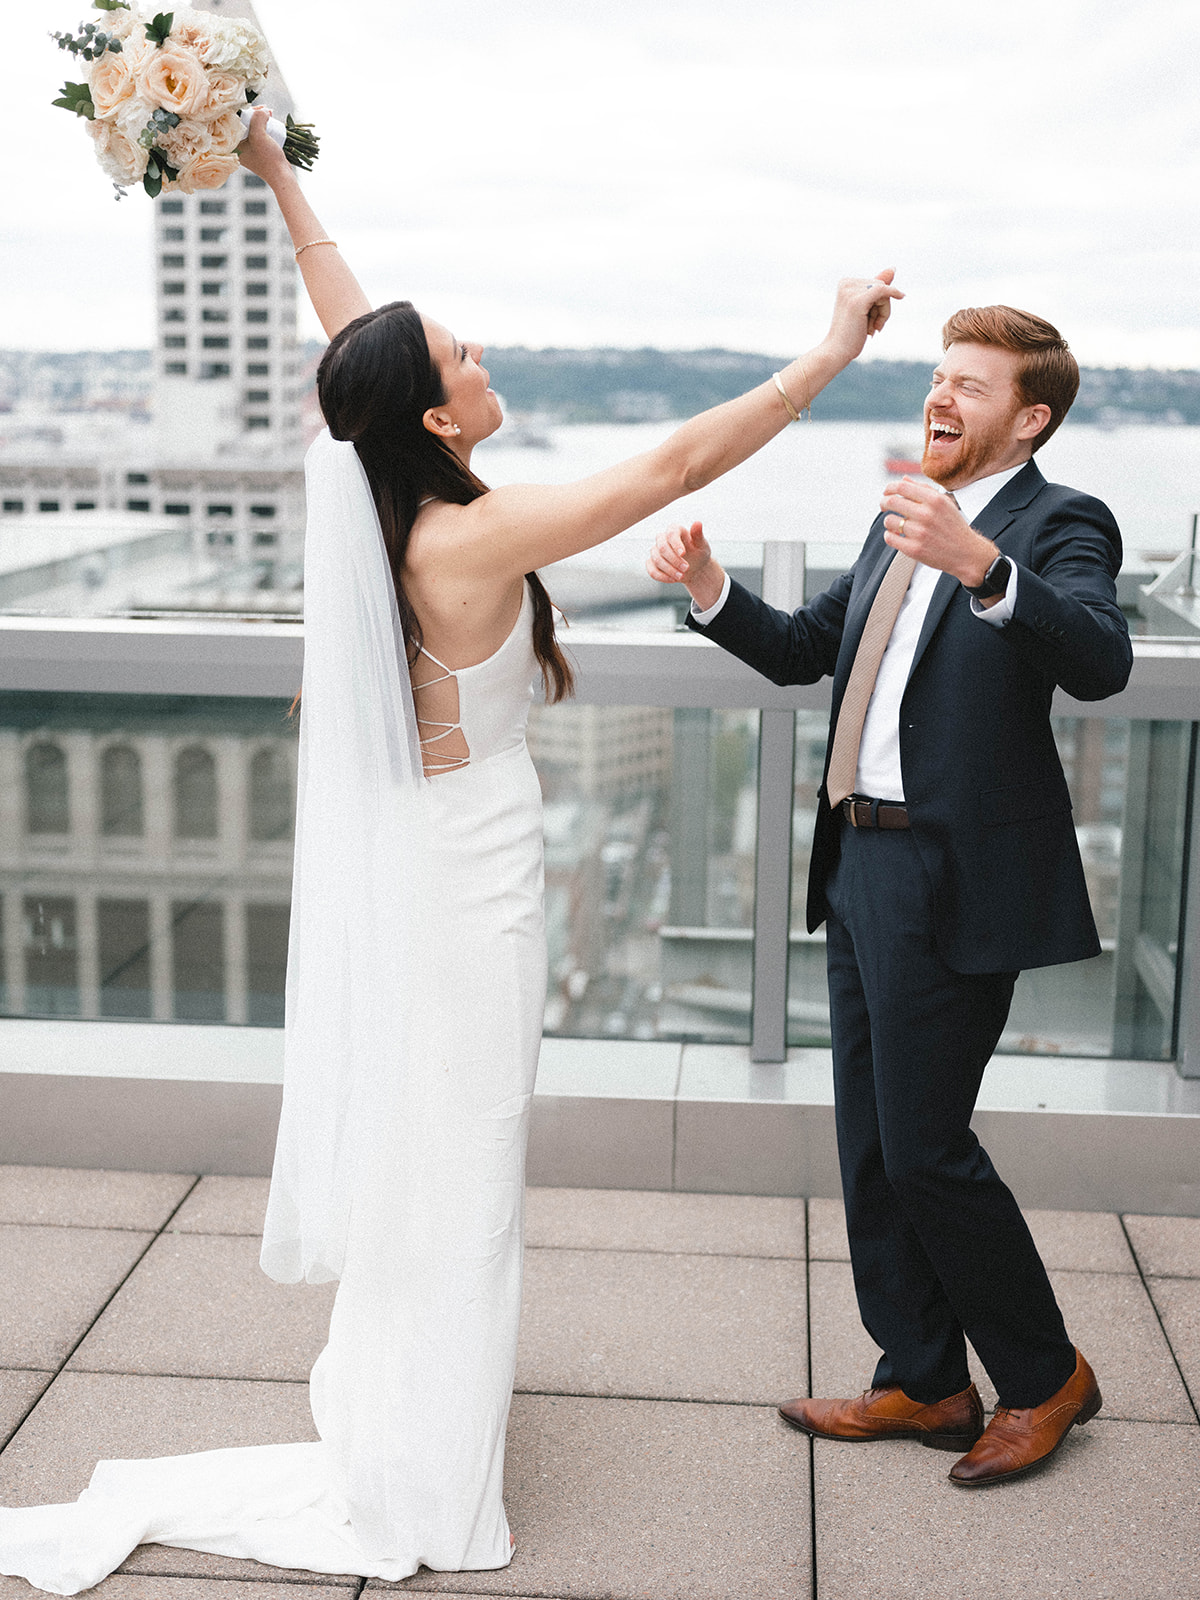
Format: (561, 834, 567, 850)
(152, 0, 304, 464)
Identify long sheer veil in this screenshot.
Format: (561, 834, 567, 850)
(261, 428, 423, 1285)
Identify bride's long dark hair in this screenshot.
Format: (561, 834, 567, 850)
(316, 300, 573, 702)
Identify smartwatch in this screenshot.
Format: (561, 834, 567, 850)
(965, 554, 1012, 600)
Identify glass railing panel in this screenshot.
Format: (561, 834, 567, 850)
(785, 712, 1194, 1060)
(531, 702, 759, 1043)
(1, 691, 296, 1026)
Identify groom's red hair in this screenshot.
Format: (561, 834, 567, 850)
(942, 305, 1079, 449)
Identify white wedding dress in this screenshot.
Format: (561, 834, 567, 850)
(0, 434, 547, 1594)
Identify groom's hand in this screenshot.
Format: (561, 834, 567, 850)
(646, 521, 726, 613)
(881, 477, 1002, 598)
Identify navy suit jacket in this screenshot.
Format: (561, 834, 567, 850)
(688, 460, 1133, 974)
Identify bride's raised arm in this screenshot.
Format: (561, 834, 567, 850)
(239, 110, 370, 340)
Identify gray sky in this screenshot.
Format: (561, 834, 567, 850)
(9, 0, 1198, 364)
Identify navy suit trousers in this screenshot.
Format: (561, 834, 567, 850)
(824, 820, 1078, 1409)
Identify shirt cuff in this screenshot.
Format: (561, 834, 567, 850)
(690, 571, 732, 627)
(971, 560, 1018, 627)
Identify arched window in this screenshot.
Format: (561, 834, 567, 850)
(100, 744, 144, 836)
(174, 745, 218, 839)
(25, 742, 69, 834)
(248, 745, 294, 841)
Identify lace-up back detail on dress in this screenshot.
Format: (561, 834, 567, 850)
(412, 645, 470, 775)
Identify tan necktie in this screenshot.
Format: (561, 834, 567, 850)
(825, 551, 916, 808)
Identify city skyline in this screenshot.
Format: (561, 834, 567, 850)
(8, 0, 1198, 367)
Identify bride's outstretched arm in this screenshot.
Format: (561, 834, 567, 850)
(238, 110, 371, 340)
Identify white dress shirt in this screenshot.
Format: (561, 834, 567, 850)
(691, 462, 1026, 800)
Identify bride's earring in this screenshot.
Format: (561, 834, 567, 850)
(452, 425, 462, 435)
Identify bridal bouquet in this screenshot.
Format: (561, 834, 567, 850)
(52, 1, 319, 198)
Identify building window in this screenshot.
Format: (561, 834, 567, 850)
(245, 227, 268, 243)
(247, 336, 269, 350)
(163, 282, 186, 296)
(202, 336, 230, 349)
(199, 199, 227, 215)
(200, 362, 231, 379)
(246, 310, 269, 324)
(164, 503, 191, 516)
(246, 417, 270, 429)
(172, 899, 225, 1022)
(73, 500, 96, 511)
(3, 499, 24, 513)
(164, 335, 186, 349)
(101, 745, 144, 836)
(249, 504, 277, 519)
(246, 389, 270, 404)
(201, 308, 229, 323)
(25, 742, 69, 834)
(252, 531, 277, 547)
(200, 254, 227, 269)
(24, 896, 79, 1017)
(246, 282, 269, 297)
(200, 282, 225, 297)
(174, 745, 218, 839)
(207, 530, 236, 545)
(244, 255, 268, 270)
(243, 174, 267, 190)
(163, 308, 185, 323)
(246, 903, 289, 1026)
(162, 226, 184, 242)
(161, 253, 185, 268)
(200, 227, 225, 243)
(247, 362, 269, 376)
(98, 899, 152, 1019)
(249, 746, 294, 841)
(206, 503, 234, 517)
(38, 500, 60, 513)
(164, 361, 187, 375)
(160, 198, 184, 214)
(126, 472, 150, 485)
(126, 499, 151, 512)
(244, 200, 268, 216)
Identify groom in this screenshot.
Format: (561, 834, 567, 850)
(649, 305, 1132, 1486)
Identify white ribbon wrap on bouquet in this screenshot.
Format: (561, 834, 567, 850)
(238, 108, 288, 148)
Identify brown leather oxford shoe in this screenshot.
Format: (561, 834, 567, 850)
(778, 1382, 984, 1452)
(948, 1348, 1101, 1487)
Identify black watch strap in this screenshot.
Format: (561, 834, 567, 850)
(965, 554, 1012, 599)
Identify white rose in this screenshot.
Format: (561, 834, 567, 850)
(88, 117, 149, 186)
(206, 109, 245, 157)
(161, 117, 212, 169)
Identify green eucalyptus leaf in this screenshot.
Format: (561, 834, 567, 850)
(143, 166, 163, 199)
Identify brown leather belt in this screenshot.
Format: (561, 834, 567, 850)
(839, 796, 910, 830)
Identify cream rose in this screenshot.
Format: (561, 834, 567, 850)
(161, 117, 213, 169)
(87, 50, 139, 118)
(135, 44, 210, 119)
(205, 110, 245, 157)
(173, 151, 242, 194)
(195, 69, 246, 123)
(88, 117, 148, 186)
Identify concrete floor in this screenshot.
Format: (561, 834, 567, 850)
(0, 1169, 1197, 1599)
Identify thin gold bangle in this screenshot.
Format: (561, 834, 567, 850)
(772, 370, 801, 423)
(295, 238, 338, 260)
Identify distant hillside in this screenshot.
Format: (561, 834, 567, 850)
(483, 348, 1200, 428)
(4, 345, 1200, 428)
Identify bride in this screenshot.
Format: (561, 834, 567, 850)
(0, 112, 901, 1594)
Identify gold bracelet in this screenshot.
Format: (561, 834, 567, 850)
(772, 370, 801, 423)
(295, 238, 338, 260)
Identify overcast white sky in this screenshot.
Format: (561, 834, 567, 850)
(8, 0, 1198, 365)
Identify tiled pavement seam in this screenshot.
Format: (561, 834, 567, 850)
(1119, 1213, 1200, 1424)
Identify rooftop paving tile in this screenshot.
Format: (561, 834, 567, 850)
(0, 1371, 353, 1587)
(0, 1225, 152, 1371)
(68, 1234, 335, 1382)
(0, 1372, 52, 1452)
(1051, 1268, 1194, 1422)
(1124, 1213, 1200, 1278)
(1145, 1276, 1200, 1413)
(374, 1394, 810, 1599)
(0, 1580, 350, 1599)
(811, 1418, 1200, 1599)
(525, 1187, 806, 1257)
(517, 1247, 806, 1405)
(168, 1176, 271, 1236)
(0, 1167, 195, 1232)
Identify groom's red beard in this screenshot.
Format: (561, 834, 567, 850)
(921, 404, 1022, 486)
